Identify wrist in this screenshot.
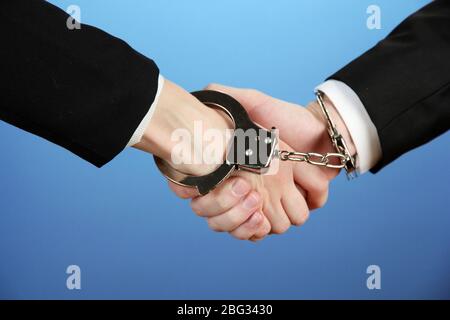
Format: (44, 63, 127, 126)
(134, 80, 232, 175)
(306, 96, 357, 158)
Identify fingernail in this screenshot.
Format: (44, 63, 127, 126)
(243, 192, 260, 210)
(232, 179, 250, 197)
(248, 212, 262, 227)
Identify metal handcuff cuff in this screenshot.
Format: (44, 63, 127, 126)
(154, 90, 356, 196)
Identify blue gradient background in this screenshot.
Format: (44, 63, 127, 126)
(0, 0, 449, 299)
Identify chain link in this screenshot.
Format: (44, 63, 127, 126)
(275, 91, 357, 175)
(277, 150, 348, 169)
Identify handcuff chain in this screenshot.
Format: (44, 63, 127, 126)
(277, 91, 357, 177)
(278, 150, 348, 169)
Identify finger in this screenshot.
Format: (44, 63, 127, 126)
(281, 183, 310, 226)
(168, 181, 199, 199)
(264, 200, 291, 235)
(190, 177, 251, 217)
(293, 163, 329, 210)
(229, 211, 265, 240)
(249, 216, 271, 241)
(206, 191, 261, 232)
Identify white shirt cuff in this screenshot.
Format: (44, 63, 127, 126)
(315, 80, 382, 174)
(127, 74, 165, 147)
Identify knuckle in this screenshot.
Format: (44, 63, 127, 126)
(292, 208, 310, 226)
(271, 220, 290, 234)
(205, 83, 219, 91)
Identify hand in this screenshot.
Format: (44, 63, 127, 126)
(133, 80, 272, 239)
(171, 138, 309, 240)
(171, 84, 356, 240)
(138, 80, 312, 240)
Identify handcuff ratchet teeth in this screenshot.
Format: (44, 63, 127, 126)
(153, 90, 279, 196)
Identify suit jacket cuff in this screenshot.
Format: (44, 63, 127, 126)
(316, 80, 382, 174)
(127, 75, 165, 147)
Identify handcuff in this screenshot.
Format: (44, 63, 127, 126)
(154, 90, 356, 196)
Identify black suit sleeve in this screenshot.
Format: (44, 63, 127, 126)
(330, 0, 450, 173)
(0, 0, 160, 167)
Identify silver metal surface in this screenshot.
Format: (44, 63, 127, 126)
(154, 89, 358, 196)
(276, 91, 357, 178)
(153, 90, 277, 195)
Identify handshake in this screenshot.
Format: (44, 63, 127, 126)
(135, 80, 357, 241)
